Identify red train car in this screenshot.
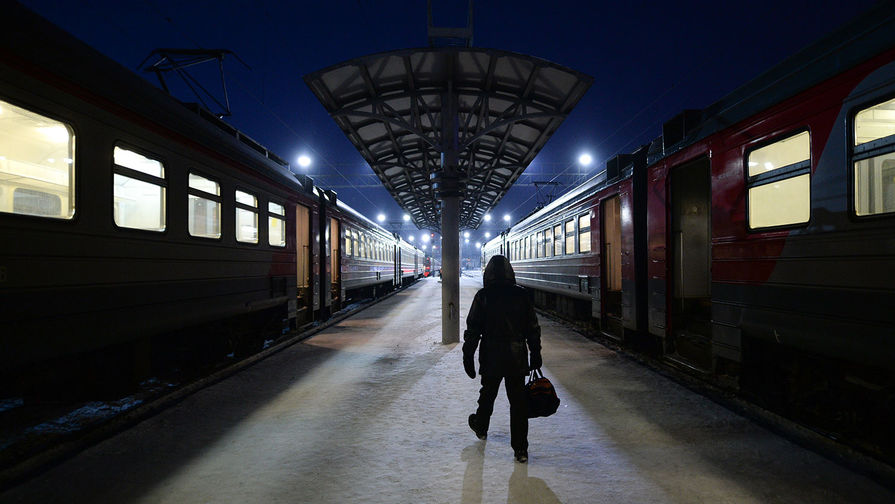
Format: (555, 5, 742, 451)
(483, 3, 895, 461)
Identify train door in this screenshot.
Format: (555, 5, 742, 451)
(601, 195, 623, 339)
(330, 218, 341, 312)
(318, 193, 331, 320)
(670, 157, 712, 370)
(295, 203, 312, 325)
(392, 243, 401, 289)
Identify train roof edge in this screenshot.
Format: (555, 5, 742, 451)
(657, 3, 895, 161)
(1, 2, 311, 196)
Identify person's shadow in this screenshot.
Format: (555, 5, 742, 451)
(460, 442, 560, 504)
(507, 461, 561, 504)
(461, 442, 485, 504)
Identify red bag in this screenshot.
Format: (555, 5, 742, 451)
(525, 369, 560, 418)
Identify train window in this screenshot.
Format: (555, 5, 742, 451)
(746, 131, 811, 229)
(113, 146, 166, 231)
(565, 219, 576, 254)
(544, 228, 553, 257)
(854, 97, 895, 216)
(553, 224, 562, 255)
(536, 231, 544, 258)
(345, 229, 352, 256)
(187, 173, 221, 239)
(579, 214, 591, 253)
(235, 190, 258, 243)
(268, 201, 286, 247)
(0, 99, 75, 219)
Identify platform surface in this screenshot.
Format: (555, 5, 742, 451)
(1, 274, 893, 503)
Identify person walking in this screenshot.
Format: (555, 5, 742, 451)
(462, 255, 542, 463)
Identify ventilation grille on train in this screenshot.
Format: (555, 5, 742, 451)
(662, 109, 702, 153)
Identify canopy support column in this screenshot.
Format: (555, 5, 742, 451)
(439, 77, 462, 345)
(440, 190, 460, 344)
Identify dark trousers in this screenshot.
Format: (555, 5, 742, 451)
(474, 373, 528, 453)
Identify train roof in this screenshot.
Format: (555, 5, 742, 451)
(655, 2, 895, 161)
(334, 196, 421, 249)
(487, 2, 895, 247)
(1, 2, 307, 197)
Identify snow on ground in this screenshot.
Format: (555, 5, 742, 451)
(0, 275, 893, 503)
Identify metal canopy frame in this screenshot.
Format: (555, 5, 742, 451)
(304, 47, 592, 232)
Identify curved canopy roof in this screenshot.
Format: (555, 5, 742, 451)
(304, 47, 592, 231)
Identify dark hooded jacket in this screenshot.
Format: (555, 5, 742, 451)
(463, 255, 541, 377)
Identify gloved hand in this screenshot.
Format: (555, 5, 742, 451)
(529, 352, 542, 371)
(464, 354, 476, 379)
(462, 340, 477, 379)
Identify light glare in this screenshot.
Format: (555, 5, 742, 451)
(377, 213, 386, 222)
(579, 153, 593, 166)
(298, 155, 311, 168)
(503, 214, 511, 222)
(484, 214, 492, 222)
(403, 214, 410, 222)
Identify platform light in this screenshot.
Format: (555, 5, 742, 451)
(578, 153, 593, 166)
(463, 231, 470, 238)
(422, 234, 430, 243)
(503, 214, 511, 222)
(408, 235, 414, 242)
(484, 214, 492, 222)
(297, 155, 312, 168)
(484, 231, 491, 238)
(377, 213, 386, 222)
(403, 214, 410, 222)
(422, 245, 428, 250)
(465, 238, 469, 244)
(475, 242, 481, 248)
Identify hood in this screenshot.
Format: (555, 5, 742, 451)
(483, 255, 516, 288)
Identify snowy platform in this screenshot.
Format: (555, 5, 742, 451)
(1, 275, 893, 503)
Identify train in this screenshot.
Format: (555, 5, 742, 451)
(482, 4, 895, 462)
(423, 255, 441, 277)
(0, 2, 424, 398)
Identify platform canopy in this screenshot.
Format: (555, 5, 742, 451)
(304, 47, 593, 232)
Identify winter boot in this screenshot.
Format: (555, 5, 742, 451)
(468, 414, 487, 440)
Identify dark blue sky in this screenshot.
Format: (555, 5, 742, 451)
(19, 0, 880, 243)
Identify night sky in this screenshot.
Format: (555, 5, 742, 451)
(17, 0, 880, 245)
